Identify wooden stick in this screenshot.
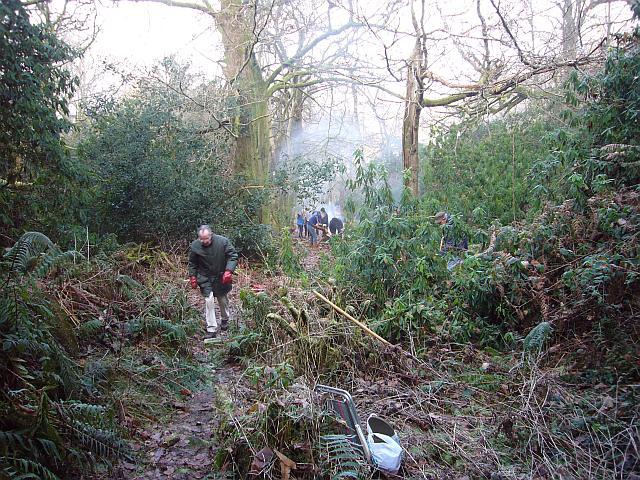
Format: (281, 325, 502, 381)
(312, 290, 392, 346)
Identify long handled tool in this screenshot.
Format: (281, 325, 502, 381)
(314, 384, 371, 462)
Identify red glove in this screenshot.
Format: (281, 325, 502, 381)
(221, 270, 233, 285)
(189, 276, 197, 289)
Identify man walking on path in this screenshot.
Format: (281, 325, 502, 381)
(188, 225, 238, 339)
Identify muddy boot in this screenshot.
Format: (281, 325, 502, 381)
(204, 330, 217, 340)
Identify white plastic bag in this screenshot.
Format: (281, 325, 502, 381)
(366, 415, 402, 474)
(367, 432, 403, 474)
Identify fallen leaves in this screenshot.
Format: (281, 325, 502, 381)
(274, 449, 297, 480)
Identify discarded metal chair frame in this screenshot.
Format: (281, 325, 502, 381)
(314, 384, 371, 463)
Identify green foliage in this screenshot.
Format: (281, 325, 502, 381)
(0, 232, 127, 478)
(337, 152, 442, 300)
(1, 455, 61, 480)
(373, 295, 445, 344)
(320, 434, 369, 480)
(239, 289, 273, 330)
(539, 32, 640, 210)
(76, 58, 269, 253)
(2, 231, 56, 273)
(0, 0, 77, 185)
(330, 38, 640, 361)
(277, 227, 302, 276)
(273, 153, 344, 206)
(227, 327, 264, 360)
(244, 361, 296, 390)
(422, 114, 559, 225)
(1, 232, 213, 478)
(126, 315, 187, 345)
(345, 148, 394, 211)
(523, 321, 553, 352)
(229, 290, 273, 360)
(0, 0, 85, 241)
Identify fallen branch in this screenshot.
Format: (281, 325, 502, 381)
(267, 312, 301, 340)
(312, 290, 392, 346)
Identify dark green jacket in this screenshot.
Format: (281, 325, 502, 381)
(188, 235, 238, 284)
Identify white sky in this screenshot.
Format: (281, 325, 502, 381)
(73, 0, 636, 85)
(90, 2, 221, 76)
(62, 0, 635, 147)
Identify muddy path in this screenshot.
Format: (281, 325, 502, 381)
(100, 238, 326, 479)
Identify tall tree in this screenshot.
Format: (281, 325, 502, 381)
(397, 0, 622, 196)
(127, 0, 361, 222)
(0, 0, 77, 185)
(402, 0, 426, 197)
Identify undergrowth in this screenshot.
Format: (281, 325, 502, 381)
(0, 233, 207, 478)
(208, 32, 640, 480)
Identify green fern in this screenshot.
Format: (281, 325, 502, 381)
(128, 315, 187, 343)
(0, 295, 31, 329)
(2, 231, 80, 279)
(321, 434, 369, 480)
(524, 321, 553, 352)
(33, 251, 82, 278)
(77, 318, 104, 337)
(0, 430, 62, 468)
(0, 430, 33, 453)
(0, 232, 126, 478)
(33, 438, 60, 462)
(67, 420, 127, 459)
(116, 273, 143, 300)
(2, 231, 56, 274)
(0, 456, 61, 480)
(60, 401, 106, 425)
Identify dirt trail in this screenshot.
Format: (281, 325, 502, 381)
(294, 230, 331, 272)
(102, 239, 326, 479)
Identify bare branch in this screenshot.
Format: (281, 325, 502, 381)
(127, 0, 214, 15)
(422, 51, 602, 109)
(265, 21, 362, 87)
(147, 73, 238, 138)
(20, 0, 47, 6)
(489, 0, 537, 67)
(476, 0, 490, 71)
(230, 0, 275, 86)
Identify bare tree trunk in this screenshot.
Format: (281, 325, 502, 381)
(278, 85, 304, 225)
(286, 83, 304, 153)
(561, 0, 579, 62)
(402, 38, 424, 197)
(217, 0, 270, 190)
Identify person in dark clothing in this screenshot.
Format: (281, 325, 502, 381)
(188, 225, 238, 339)
(315, 207, 330, 240)
(435, 212, 468, 253)
(296, 212, 304, 239)
(307, 211, 319, 247)
(302, 210, 309, 237)
(435, 212, 468, 269)
(329, 217, 344, 235)
(318, 207, 329, 227)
